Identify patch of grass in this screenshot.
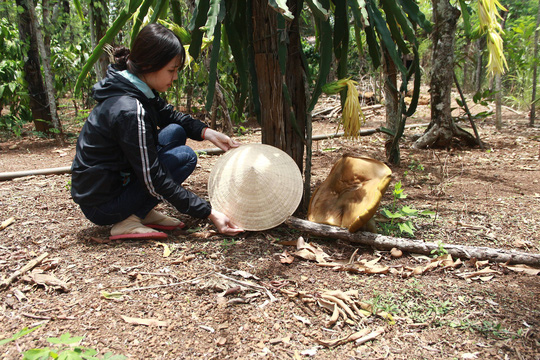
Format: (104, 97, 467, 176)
(0, 328, 126, 360)
(450, 319, 523, 340)
(221, 238, 238, 250)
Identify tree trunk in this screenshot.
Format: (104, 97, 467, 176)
(495, 73, 502, 130)
(24, 0, 63, 140)
(286, 217, 540, 266)
(90, 0, 109, 80)
(251, 0, 306, 173)
(383, 49, 400, 163)
(252, 0, 285, 148)
(413, 0, 476, 149)
(284, 0, 306, 172)
(42, 0, 51, 57)
(16, 0, 54, 134)
(474, 36, 486, 93)
(531, 0, 540, 126)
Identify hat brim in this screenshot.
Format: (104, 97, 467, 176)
(208, 144, 303, 231)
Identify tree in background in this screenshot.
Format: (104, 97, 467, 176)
(16, 0, 54, 134)
(414, 0, 508, 149)
(530, 0, 540, 126)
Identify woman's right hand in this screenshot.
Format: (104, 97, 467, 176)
(204, 128, 240, 152)
(208, 209, 244, 236)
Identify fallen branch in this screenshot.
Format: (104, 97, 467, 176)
(1, 252, 49, 289)
(286, 217, 540, 266)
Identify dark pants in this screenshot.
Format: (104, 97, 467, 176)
(80, 124, 198, 225)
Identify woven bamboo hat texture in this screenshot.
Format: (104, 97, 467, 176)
(208, 144, 303, 231)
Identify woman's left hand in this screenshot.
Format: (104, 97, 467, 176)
(204, 128, 240, 152)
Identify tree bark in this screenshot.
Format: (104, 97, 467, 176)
(90, 0, 109, 80)
(251, 0, 307, 210)
(286, 217, 540, 266)
(495, 73, 502, 130)
(284, 0, 306, 172)
(24, 0, 63, 140)
(531, 0, 540, 126)
(16, 0, 54, 134)
(252, 0, 285, 149)
(474, 36, 486, 93)
(413, 0, 476, 149)
(383, 49, 400, 164)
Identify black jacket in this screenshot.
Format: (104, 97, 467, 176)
(71, 66, 211, 218)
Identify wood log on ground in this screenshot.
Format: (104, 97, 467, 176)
(286, 217, 540, 266)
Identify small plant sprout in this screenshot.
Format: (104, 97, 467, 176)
(379, 181, 435, 237)
(431, 240, 449, 257)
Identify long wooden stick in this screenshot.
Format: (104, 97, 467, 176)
(286, 217, 540, 266)
(1, 252, 49, 289)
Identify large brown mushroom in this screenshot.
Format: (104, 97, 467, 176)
(308, 155, 392, 232)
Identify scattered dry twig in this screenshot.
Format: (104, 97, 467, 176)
(118, 272, 213, 293)
(1, 252, 49, 289)
(0, 217, 15, 230)
(214, 273, 277, 302)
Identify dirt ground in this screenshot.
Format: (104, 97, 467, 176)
(0, 97, 539, 360)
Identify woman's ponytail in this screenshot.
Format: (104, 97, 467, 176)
(112, 46, 130, 70)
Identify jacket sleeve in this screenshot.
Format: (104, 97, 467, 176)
(153, 96, 208, 140)
(114, 98, 212, 219)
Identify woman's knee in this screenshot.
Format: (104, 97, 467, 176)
(159, 124, 187, 147)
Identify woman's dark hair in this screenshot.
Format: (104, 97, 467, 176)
(113, 23, 185, 75)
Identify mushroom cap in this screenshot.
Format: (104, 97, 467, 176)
(307, 155, 392, 232)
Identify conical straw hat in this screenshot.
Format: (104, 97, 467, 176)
(208, 144, 303, 231)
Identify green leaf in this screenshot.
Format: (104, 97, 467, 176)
(364, 22, 381, 69)
(458, 0, 471, 35)
(333, 0, 349, 80)
(307, 1, 332, 112)
(204, 0, 222, 39)
(403, 47, 421, 116)
(420, 210, 436, 218)
(378, 126, 395, 136)
(128, 0, 144, 13)
(75, 5, 136, 96)
(22, 348, 52, 360)
(306, 0, 329, 20)
(366, 0, 407, 75)
(399, 205, 418, 216)
(57, 349, 85, 360)
(224, 3, 249, 114)
(382, 0, 416, 46)
(72, 0, 85, 22)
(267, 0, 294, 20)
(399, 0, 432, 33)
(0, 325, 43, 346)
(381, 209, 402, 219)
(130, 0, 154, 48)
(149, 0, 169, 23)
(381, 1, 410, 54)
(205, 22, 222, 111)
(47, 333, 83, 345)
(398, 221, 415, 236)
(158, 20, 192, 44)
(188, 0, 210, 60)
